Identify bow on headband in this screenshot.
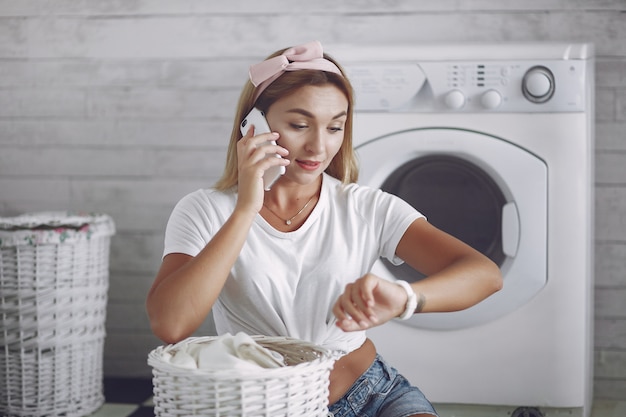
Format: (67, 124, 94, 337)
(249, 41, 343, 102)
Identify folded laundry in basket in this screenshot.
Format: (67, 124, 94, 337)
(166, 332, 286, 371)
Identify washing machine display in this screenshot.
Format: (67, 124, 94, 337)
(333, 43, 594, 416)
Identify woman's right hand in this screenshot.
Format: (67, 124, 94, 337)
(332, 273, 407, 332)
(235, 126, 289, 214)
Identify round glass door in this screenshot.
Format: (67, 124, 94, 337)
(356, 127, 548, 329)
(381, 154, 507, 282)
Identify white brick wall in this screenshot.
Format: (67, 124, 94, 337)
(0, 0, 624, 400)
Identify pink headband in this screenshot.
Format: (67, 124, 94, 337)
(249, 41, 343, 103)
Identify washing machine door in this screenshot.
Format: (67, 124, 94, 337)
(356, 128, 547, 329)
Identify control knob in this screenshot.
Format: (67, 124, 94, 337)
(522, 66, 555, 103)
(444, 90, 465, 109)
(481, 89, 502, 109)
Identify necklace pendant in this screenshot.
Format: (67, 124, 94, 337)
(285, 219, 292, 225)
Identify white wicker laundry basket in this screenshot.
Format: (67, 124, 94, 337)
(148, 335, 337, 417)
(0, 212, 115, 417)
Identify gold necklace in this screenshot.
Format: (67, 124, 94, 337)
(263, 195, 316, 226)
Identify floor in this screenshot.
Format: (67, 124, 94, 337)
(90, 378, 154, 417)
(91, 377, 625, 417)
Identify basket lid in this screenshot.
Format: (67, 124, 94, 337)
(0, 211, 115, 247)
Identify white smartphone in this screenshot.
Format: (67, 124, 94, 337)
(240, 108, 286, 190)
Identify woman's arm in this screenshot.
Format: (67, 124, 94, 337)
(146, 128, 289, 343)
(396, 217, 503, 313)
(146, 208, 256, 343)
(333, 218, 503, 331)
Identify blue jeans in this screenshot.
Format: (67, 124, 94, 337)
(328, 354, 438, 417)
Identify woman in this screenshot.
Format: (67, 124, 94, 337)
(146, 41, 502, 417)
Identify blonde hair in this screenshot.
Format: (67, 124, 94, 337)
(214, 48, 358, 191)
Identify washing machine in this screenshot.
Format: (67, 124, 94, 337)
(332, 43, 594, 417)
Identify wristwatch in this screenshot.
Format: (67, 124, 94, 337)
(395, 280, 425, 320)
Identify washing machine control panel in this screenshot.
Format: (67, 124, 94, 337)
(343, 59, 588, 113)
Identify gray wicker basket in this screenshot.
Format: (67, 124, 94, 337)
(0, 212, 115, 417)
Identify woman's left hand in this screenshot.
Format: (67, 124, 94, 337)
(332, 273, 407, 332)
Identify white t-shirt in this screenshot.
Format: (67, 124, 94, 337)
(163, 173, 424, 353)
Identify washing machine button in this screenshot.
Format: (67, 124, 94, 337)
(481, 89, 502, 109)
(444, 89, 466, 109)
